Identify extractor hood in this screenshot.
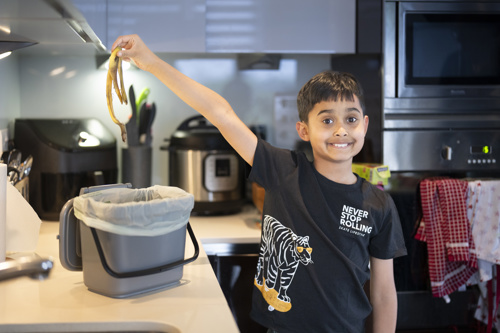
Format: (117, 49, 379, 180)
(0, 29, 38, 54)
(0, 0, 106, 56)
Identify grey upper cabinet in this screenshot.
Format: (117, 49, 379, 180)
(106, 0, 206, 53)
(206, 0, 355, 54)
(77, 0, 356, 54)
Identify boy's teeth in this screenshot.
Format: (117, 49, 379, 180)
(334, 143, 348, 148)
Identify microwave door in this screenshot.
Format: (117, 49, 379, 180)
(396, 2, 500, 99)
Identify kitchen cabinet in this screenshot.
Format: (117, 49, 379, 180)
(106, 0, 206, 53)
(78, 0, 355, 54)
(206, 0, 355, 54)
(209, 252, 266, 333)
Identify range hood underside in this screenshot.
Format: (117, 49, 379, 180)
(0, 0, 105, 56)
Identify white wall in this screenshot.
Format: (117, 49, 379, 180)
(0, 54, 21, 131)
(16, 53, 331, 185)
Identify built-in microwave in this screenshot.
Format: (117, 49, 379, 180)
(383, 0, 500, 119)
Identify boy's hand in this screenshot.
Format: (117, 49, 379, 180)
(111, 34, 159, 73)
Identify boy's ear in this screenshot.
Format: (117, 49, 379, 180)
(296, 121, 310, 141)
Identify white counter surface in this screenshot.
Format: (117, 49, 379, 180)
(189, 205, 262, 255)
(0, 206, 262, 333)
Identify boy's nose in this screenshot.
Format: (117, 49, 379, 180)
(334, 126, 348, 136)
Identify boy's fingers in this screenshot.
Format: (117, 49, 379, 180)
(111, 35, 132, 53)
(118, 50, 133, 62)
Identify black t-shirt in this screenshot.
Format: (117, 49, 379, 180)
(248, 140, 407, 333)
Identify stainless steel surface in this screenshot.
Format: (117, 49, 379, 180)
(0, 29, 37, 54)
(383, 129, 500, 172)
(0, 256, 53, 282)
(7, 149, 21, 169)
(169, 150, 242, 203)
(383, 1, 396, 99)
(383, 1, 500, 131)
(384, 1, 500, 101)
(6, 149, 22, 184)
(382, 0, 500, 172)
(384, 98, 500, 113)
(204, 154, 239, 192)
(395, 2, 500, 100)
(383, 114, 500, 129)
(166, 115, 244, 215)
(0, 0, 106, 56)
(19, 154, 33, 180)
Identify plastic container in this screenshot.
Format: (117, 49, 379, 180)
(59, 184, 199, 298)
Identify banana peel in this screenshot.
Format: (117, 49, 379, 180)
(106, 47, 128, 142)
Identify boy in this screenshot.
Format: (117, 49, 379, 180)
(112, 35, 407, 333)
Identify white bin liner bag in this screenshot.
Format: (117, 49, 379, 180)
(73, 185, 194, 237)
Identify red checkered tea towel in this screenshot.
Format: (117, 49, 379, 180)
(418, 178, 477, 297)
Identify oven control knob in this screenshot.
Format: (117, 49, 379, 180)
(441, 146, 452, 161)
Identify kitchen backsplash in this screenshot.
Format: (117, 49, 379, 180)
(0, 55, 21, 130)
(1, 52, 332, 185)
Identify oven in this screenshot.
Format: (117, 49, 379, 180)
(382, 1, 500, 331)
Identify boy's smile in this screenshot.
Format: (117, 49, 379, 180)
(296, 96, 369, 182)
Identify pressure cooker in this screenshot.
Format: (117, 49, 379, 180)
(163, 115, 245, 215)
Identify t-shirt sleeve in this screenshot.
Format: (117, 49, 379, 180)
(368, 194, 407, 259)
(248, 139, 296, 190)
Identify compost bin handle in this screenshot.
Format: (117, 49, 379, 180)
(90, 222, 200, 279)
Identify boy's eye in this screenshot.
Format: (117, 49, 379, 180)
(347, 117, 357, 123)
(322, 118, 333, 125)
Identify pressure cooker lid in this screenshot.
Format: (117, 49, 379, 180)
(169, 115, 233, 150)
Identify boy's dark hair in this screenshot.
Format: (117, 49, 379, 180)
(296, 71, 365, 122)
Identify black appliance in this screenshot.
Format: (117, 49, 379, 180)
(14, 118, 117, 221)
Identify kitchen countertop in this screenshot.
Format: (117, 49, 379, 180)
(189, 205, 262, 255)
(0, 205, 263, 333)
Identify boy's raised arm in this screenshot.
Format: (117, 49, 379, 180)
(111, 34, 258, 166)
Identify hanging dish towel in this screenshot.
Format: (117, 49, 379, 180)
(468, 180, 500, 267)
(418, 178, 477, 298)
(467, 180, 500, 332)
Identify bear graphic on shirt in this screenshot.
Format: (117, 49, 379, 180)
(254, 215, 313, 312)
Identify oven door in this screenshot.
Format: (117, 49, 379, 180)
(397, 2, 500, 100)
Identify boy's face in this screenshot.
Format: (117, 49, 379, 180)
(296, 96, 368, 167)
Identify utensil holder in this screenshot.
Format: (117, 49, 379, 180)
(122, 146, 152, 188)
